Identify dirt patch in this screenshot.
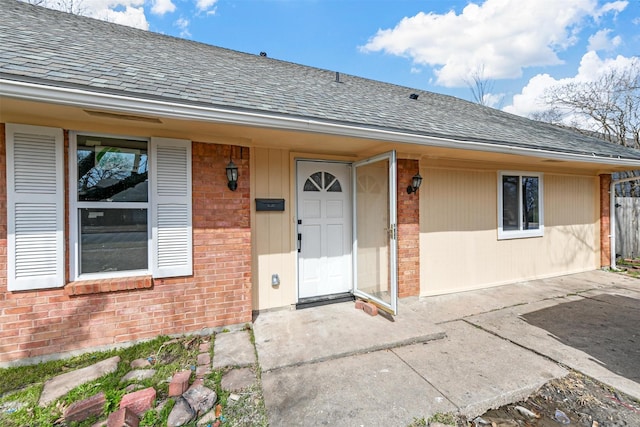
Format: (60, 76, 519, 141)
(617, 258, 640, 279)
(466, 372, 640, 426)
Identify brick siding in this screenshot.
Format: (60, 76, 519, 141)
(0, 127, 252, 364)
(396, 159, 420, 298)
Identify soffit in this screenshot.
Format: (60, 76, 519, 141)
(1, 97, 628, 175)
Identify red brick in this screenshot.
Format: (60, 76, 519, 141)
(168, 370, 191, 397)
(107, 407, 139, 427)
(397, 159, 421, 297)
(64, 391, 106, 422)
(119, 387, 156, 416)
(196, 365, 211, 378)
(197, 352, 211, 366)
(599, 174, 612, 267)
(355, 300, 365, 310)
(362, 302, 378, 317)
(19, 340, 49, 350)
(4, 306, 33, 315)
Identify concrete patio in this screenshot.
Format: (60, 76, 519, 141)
(253, 270, 640, 425)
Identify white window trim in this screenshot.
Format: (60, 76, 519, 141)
(69, 132, 151, 281)
(497, 171, 544, 240)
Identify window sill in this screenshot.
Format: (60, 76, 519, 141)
(65, 276, 153, 296)
(497, 230, 544, 240)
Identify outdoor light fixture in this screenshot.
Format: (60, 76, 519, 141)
(407, 173, 423, 194)
(226, 159, 238, 191)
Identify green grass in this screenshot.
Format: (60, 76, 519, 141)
(616, 257, 640, 279)
(0, 332, 269, 427)
(616, 257, 640, 265)
(0, 335, 202, 427)
(205, 326, 268, 427)
(427, 412, 458, 425)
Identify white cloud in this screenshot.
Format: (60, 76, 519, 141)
(99, 5, 149, 29)
(152, 0, 176, 15)
(503, 73, 561, 118)
(360, 0, 629, 87)
(588, 28, 622, 51)
(35, 0, 150, 30)
(483, 92, 505, 109)
(175, 17, 191, 38)
(196, 0, 218, 14)
(503, 52, 636, 126)
(595, 0, 627, 17)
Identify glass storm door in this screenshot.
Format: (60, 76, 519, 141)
(297, 161, 352, 299)
(352, 151, 398, 315)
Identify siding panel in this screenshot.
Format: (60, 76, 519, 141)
(252, 148, 294, 310)
(421, 168, 598, 295)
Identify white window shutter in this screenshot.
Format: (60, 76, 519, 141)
(6, 124, 65, 291)
(150, 138, 193, 278)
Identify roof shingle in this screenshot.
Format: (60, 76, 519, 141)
(1, 0, 640, 161)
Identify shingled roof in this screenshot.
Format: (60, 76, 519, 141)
(1, 0, 640, 163)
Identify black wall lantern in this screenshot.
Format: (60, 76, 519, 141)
(406, 173, 423, 194)
(226, 159, 238, 191)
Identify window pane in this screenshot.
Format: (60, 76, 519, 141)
(522, 177, 539, 230)
(502, 176, 519, 231)
(304, 178, 320, 191)
(77, 136, 148, 202)
(323, 172, 336, 189)
(80, 208, 148, 274)
(327, 180, 342, 192)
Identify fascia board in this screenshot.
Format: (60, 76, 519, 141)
(3, 78, 640, 168)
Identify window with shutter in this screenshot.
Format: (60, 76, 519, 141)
(6, 124, 65, 291)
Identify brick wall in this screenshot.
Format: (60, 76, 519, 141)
(599, 174, 612, 268)
(0, 131, 252, 365)
(397, 159, 420, 298)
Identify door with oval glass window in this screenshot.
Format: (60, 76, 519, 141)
(296, 161, 352, 299)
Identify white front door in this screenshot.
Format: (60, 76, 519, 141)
(297, 161, 352, 299)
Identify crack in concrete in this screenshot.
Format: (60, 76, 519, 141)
(389, 346, 461, 413)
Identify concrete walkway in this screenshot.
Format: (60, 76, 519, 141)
(253, 270, 640, 425)
(253, 299, 445, 371)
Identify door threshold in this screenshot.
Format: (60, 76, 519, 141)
(296, 292, 355, 310)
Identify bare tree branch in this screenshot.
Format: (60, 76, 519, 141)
(466, 64, 501, 107)
(22, 0, 87, 15)
(535, 57, 640, 196)
(541, 58, 640, 149)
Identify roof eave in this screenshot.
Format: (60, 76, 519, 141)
(3, 78, 640, 168)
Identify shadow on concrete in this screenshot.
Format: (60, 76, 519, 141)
(522, 294, 640, 382)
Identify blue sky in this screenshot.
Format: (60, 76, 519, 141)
(33, 0, 640, 118)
